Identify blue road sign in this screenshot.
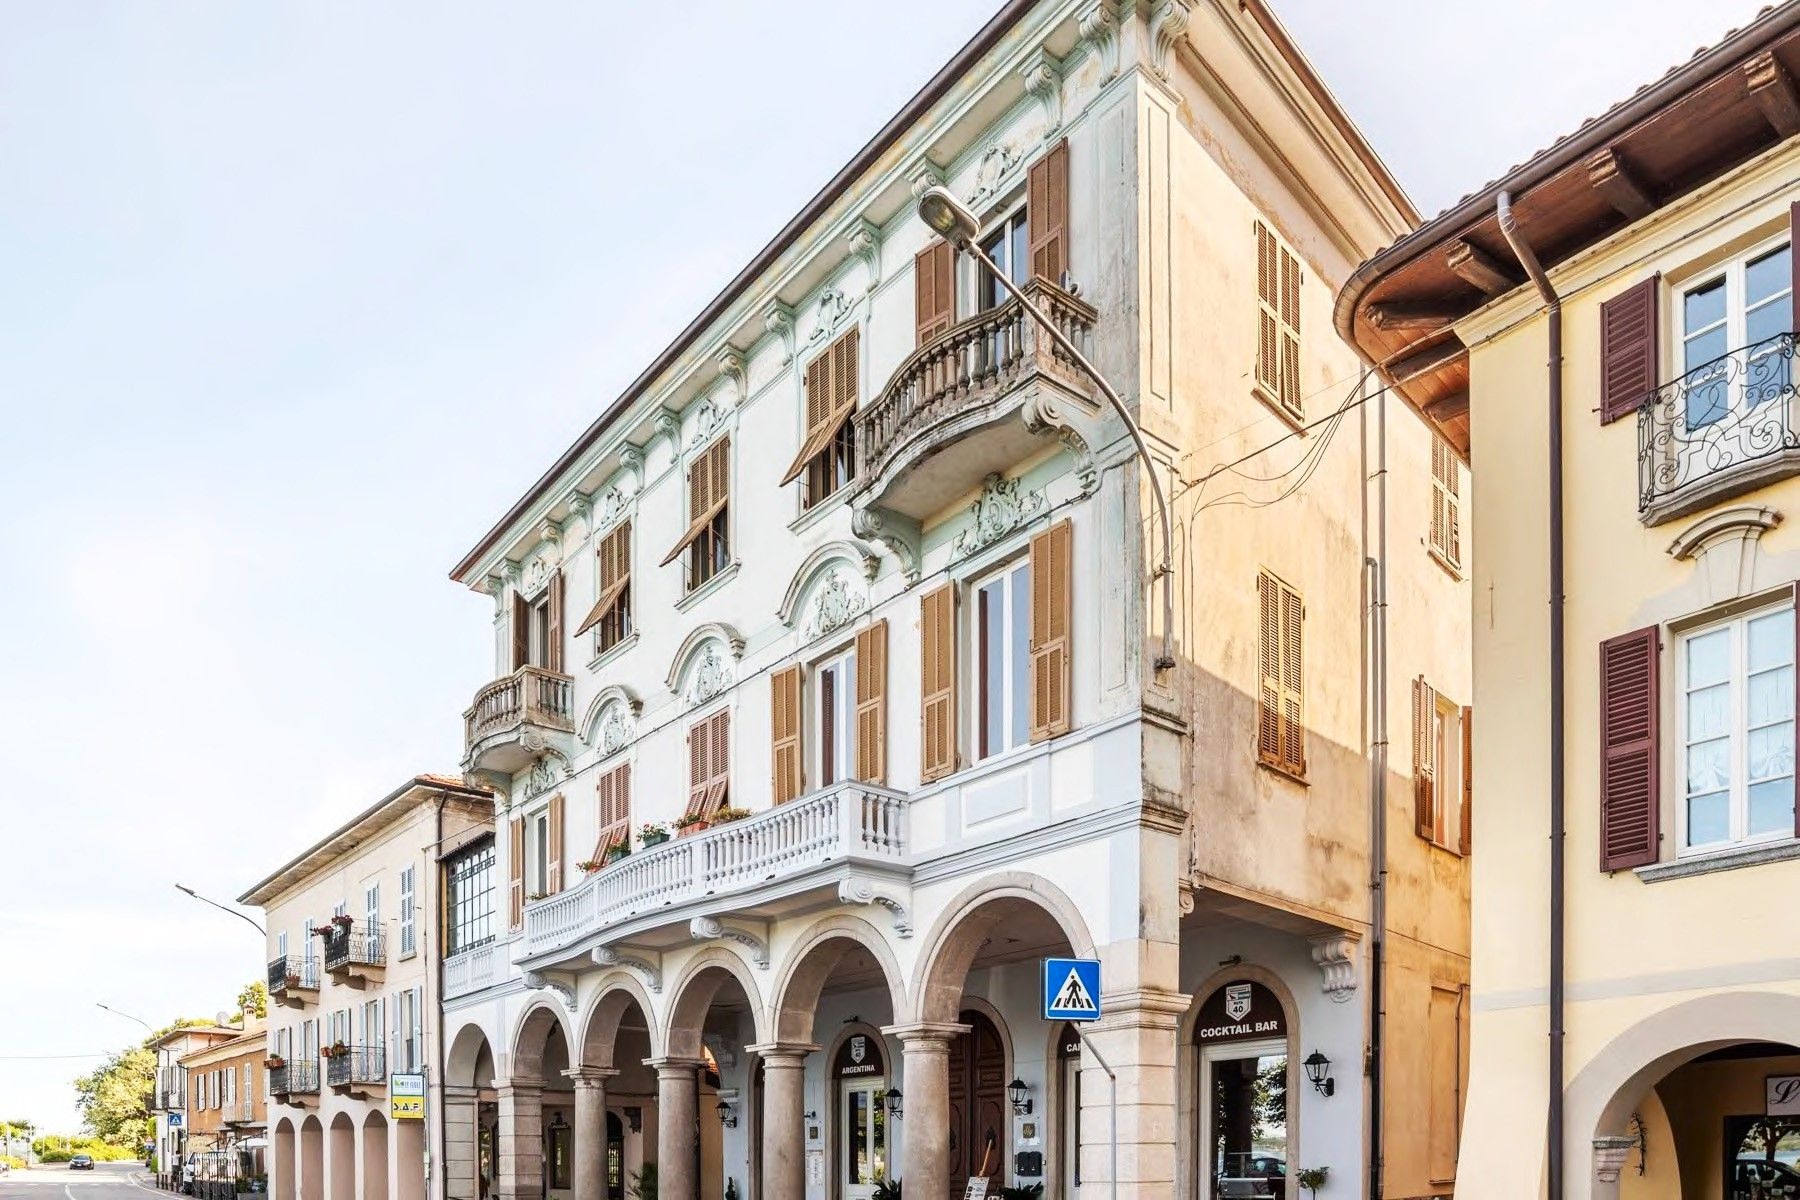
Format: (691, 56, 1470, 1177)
(1042, 957, 1102, 1022)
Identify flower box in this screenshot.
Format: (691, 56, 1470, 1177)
(676, 819, 711, 838)
(639, 825, 671, 848)
(604, 843, 631, 864)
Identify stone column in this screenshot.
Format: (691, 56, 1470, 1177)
(745, 1043, 817, 1200)
(442, 1085, 480, 1200)
(564, 1069, 619, 1200)
(883, 1023, 967, 1200)
(649, 1058, 702, 1200)
(1077, 988, 1189, 1199)
(495, 1081, 543, 1200)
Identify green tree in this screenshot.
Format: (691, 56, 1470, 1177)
(233, 979, 268, 1022)
(72, 1045, 155, 1148)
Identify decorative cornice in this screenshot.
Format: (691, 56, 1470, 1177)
(689, 916, 769, 968)
(846, 218, 882, 292)
(1308, 932, 1360, 1003)
(591, 945, 662, 994)
(838, 875, 913, 938)
(1019, 48, 1064, 138)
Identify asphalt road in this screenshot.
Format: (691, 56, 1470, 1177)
(0, 1162, 152, 1200)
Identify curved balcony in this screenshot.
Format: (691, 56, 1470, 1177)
(853, 277, 1100, 520)
(520, 781, 910, 970)
(463, 664, 575, 776)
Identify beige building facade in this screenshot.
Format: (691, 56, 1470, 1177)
(241, 775, 494, 1200)
(1340, 8, 1800, 1198)
(436, 2, 1468, 1200)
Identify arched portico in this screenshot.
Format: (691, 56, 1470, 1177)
(499, 1001, 576, 1200)
(298, 1116, 323, 1200)
(444, 1023, 497, 1200)
(361, 1111, 389, 1200)
(327, 1113, 354, 1200)
(658, 948, 766, 1200)
(272, 1117, 296, 1200)
(568, 977, 660, 1200)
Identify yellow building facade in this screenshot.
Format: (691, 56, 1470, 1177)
(1340, 8, 1800, 1199)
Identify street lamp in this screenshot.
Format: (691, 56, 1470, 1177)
(175, 883, 266, 936)
(915, 185, 1176, 672)
(96, 1003, 154, 1033)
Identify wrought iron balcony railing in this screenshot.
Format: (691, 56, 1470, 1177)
(267, 954, 319, 994)
(325, 1046, 385, 1089)
(1639, 334, 1799, 521)
(270, 1060, 319, 1097)
(322, 922, 385, 972)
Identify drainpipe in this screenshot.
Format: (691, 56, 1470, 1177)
(432, 794, 449, 1200)
(1497, 189, 1565, 1200)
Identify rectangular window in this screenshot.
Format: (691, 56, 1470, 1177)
(398, 867, 416, 958)
(580, 520, 633, 654)
(1413, 679, 1467, 853)
(302, 918, 316, 966)
(1429, 435, 1462, 573)
(1257, 571, 1306, 776)
(974, 560, 1031, 761)
(529, 811, 550, 896)
(979, 210, 1030, 311)
(661, 438, 731, 591)
(364, 884, 380, 937)
(1678, 239, 1793, 429)
(1254, 221, 1303, 421)
(686, 708, 731, 820)
(276, 931, 288, 963)
(445, 838, 496, 956)
(788, 328, 860, 508)
(815, 647, 858, 787)
(1679, 603, 1795, 852)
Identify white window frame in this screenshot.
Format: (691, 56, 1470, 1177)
(971, 202, 1029, 315)
(969, 557, 1032, 763)
(364, 883, 379, 935)
(1676, 599, 1796, 855)
(276, 931, 288, 963)
(398, 866, 416, 958)
(813, 644, 858, 789)
(1431, 696, 1464, 852)
(1674, 234, 1794, 418)
(529, 809, 551, 896)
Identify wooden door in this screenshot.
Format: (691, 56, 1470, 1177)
(948, 1009, 1007, 1195)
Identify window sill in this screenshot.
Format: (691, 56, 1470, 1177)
(586, 631, 639, 674)
(1417, 832, 1466, 859)
(1634, 837, 1800, 882)
(676, 561, 740, 612)
(1256, 759, 1309, 787)
(788, 486, 853, 536)
(1427, 545, 1464, 581)
(1251, 384, 1308, 436)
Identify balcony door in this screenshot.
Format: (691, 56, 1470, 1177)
(833, 1034, 887, 1200)
(1679, 239, 1793, 431)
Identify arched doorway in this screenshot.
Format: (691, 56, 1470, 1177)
(327, 1113, 355, 1200)
(299, 1116, 323, 1200)
(394, 1112, 425, 1200)
(578, 981, 660, 1200)
(1054, 1025, 1083, 1200)
(361, 1112, 388, 1200)
(948, 1010, 1008, 1195)
(445, 1024, 497, 1200)
(664, 951, 766, 1200)
(273, 1118, 296, 1200)
(1192, 980, 1291, 1200)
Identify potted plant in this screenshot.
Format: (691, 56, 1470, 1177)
(712, 806, 752, 824)
(872, 1180, 900, 1200)
(323, 1041, 348, 1059)
(605, 840, 632, 864)
(674, 813, 710, 837)
(329, 914, 355, 930)
(1297, 1166, 1329, 1198)
(263, 1056, 285, 1071)
(283, 972, 300, 989)
(999, 1186, 1042, 1200)
(577, 859, 605, 874)
(639, 822, 670, 848)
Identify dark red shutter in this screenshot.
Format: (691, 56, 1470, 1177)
(1599, 627, 1661, 870)
(1599, 276, 1659, 425)
(511, 596, 529, 670)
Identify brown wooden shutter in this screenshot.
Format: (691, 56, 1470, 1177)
(661, 438, 731, 566)
(1028, 138, 1069, 284)
(685, 715, 716, 821)
(855, 619, 889, 784)
(511, 596, 529, 671)
(593, 763, 630, 858)
(1599, 276, 1660, 425)
(507, 814, 524, 929)
(1028, 520, 1074, 742)
(921, 582, 957, 783)
(770, 664, 804, 805)
(1599, 626, 1661, 870)
(1413, 678, 1438, 839)
(915, 241, 955, 345)
(710, 708, 731, 809)
(576, 522, 632, 638)
(1256, 573, 1281, 766)
(545, 571, 565, 673)
(1461, 706, 1474, 855)
(1279, 583, 1305, 773)
(782, 329, 861, 486)
(545, 793, 564, 894)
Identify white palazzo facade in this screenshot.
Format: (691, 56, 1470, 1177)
(438, 4, 1467, 1200)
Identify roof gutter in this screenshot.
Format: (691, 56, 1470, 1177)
(1333, 2, 1800, 352)
(1497, 187, 1565, 1200)
(450, 0, 1041, 583)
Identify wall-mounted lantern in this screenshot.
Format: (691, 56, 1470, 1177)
(1302, 1051, 1335, 1098)
(1007, 1077, 1033, 1116)
(883, 1088, 903, 1120)
(714, 1098, 737, 1129)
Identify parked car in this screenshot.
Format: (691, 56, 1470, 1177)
(1734, 1156, 1800, 1196)
(69, 1154, 95, 1170)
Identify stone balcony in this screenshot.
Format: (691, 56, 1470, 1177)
(852, 277, 1101, 522)
(518, 782, 910, 978)
(462, 664, 575, 776)
(444, 939, 507, 1001)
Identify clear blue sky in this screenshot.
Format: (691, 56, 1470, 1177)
(0, 0, 1762, 1132)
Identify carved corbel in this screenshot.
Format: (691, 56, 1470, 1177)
(838, 875, 913, 938)
(689, 916, 770, 968)
(851, 506, 921, 584)
(653, 407, 682, 447)
(591, 945, 662, 994)
(1307, 933, 1359, 1003)
(1078, 0, 1124, 83)
(1019, 49, 1065, 138)
(616, 442, 646, 489)
(481, 573, 509, 620)
(846, 218, 882, 293)
(763, 301, 796, 366)
(1147, 0, 1191, 81)
(715, 347, 747, 401)
(563, 491, 593, 538)
(522, 970, 577, 1011)
(908, 161, 947, 201)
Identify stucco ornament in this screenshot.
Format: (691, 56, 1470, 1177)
(809, 286, 855, 343)
(591, 945, 661, 993)
(837, 875, 913, 938)
(1078, 0, 1124, 82)
(968, 141, 1023, 207)
(597, 703, 635, 757)
(1308, 932, 1359, 1003)
(953, 473, 1047, 560)
(1147, 0, 1193, 81)
(521, 546, 560, 598)
(522, 970, 575, 1011)
(685, 643, 734, 707)
(688, 915, 769, 968)
(802, 570, 868, 641)
(763, 301, 796, 365)
(523, 753, 567, 800)
(686, 397, 724, 450)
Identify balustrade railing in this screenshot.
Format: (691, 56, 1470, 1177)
(270, 1061, 319, 1096)
(444, 939, 504, 1000)
(523, 783, 908, 959)
(856, 276, 1098, 484)
(464, 665, 575, 750)
(1639, 334, 1799, 516)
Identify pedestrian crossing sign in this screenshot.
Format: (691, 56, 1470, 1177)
(1042, 957, 1102, 1021)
